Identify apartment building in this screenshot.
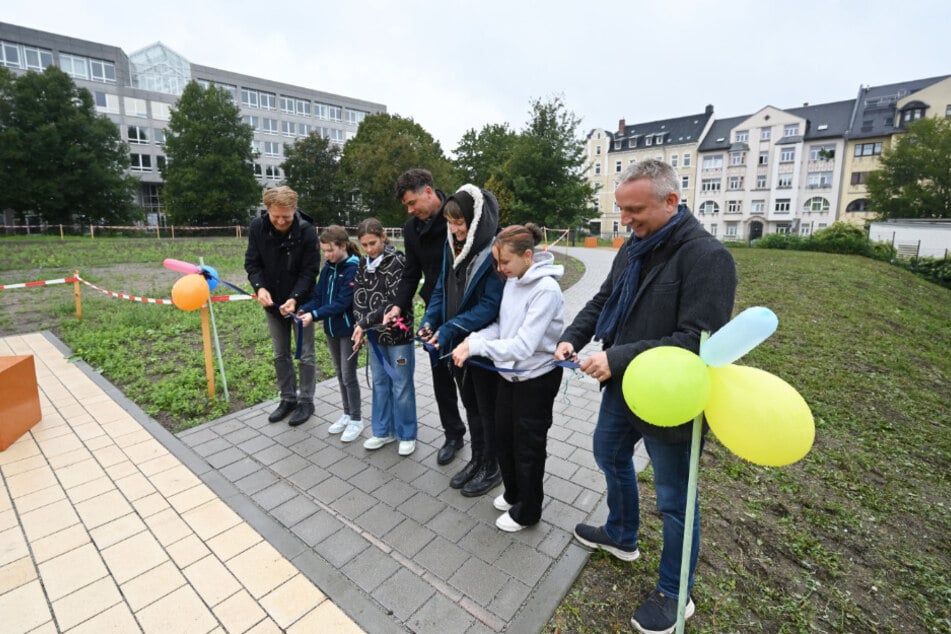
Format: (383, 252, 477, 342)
(839, 75, 951, 226)
(694, 100, 854, 241)
(585, 106, 714, 236)
(0, 22, 386, 221)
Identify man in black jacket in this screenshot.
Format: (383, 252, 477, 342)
(556, 160, 737, 634)
(245, 186, 320, 427)
(383, 169, 466, 465)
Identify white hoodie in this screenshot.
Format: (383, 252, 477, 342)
(467, 250, 565, 382)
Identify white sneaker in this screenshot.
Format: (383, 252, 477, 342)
(493, 494, 513, 512)
(398, 440, 416, 456)
(340, 419, 364, 442)
(363, 435, 395, 450)
(496, 511, 527, 533)
(328, 414, 349, 434)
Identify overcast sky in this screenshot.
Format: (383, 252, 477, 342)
(5, 1, 950, 154)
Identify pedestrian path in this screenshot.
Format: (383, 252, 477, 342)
(1, 245, 644, 633)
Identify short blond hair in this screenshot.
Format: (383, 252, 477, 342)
(263, 186, 298, 209)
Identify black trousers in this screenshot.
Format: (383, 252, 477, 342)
(452, 360, 500, 463)
(495, 367, 563, 526)
(432, 358, 466, 441)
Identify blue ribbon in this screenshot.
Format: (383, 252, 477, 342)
(285, 314, 304, 360)
(367, 330, 399, 381)
(464, 357, 580, 373)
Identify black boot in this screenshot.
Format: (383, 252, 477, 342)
(462, 460, 502, 497)
(450, 453, 483, 489)
(268, 400, 297, 423)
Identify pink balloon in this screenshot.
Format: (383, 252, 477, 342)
(163, 258, 200, 275)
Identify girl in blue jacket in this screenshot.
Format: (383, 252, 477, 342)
(298, 225, 363, 442)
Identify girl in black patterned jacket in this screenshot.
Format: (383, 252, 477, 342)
(350, 219, 419, 456)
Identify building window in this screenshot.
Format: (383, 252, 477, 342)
(776, 224, 791, 234)
(629, 138, 637, 148)
(726, 222, 738, 237)
(735, 130, 749, 143)
(775, 199, 791, 213)
(682, 153, 691, 167)
(850, 171, 869, 185)
(777, 174, 793, 189)
(946, 104, 951, 118)
(281, 121, 296, 137)
(59, 53, 89, 80)
(709, 223, 717, 237)
(728, 176, 744, 190)
(265, 165, 281, 179)
(670, 154, 678, 167)
(595, 145, 602, 155)
(253, 163, 263, 178)
(702, 155, 724, 169)
(760, 127, 771, 141)
(755, 174, 767, 189)
(345, 109, 366, 125)
(758, 150, 769, 165)
(783, 124, 800, 137)
(681, 175, 690, 189)
(780, 147, 796, 163)
(93, 91, 119, 114)
(727, 200, 742, 214)
(615, 160, 622, 173)
(645, 136, 652, 146)
(810, 144, 835, 161)
(89, 59, 116, 83)
(262, 118, 278, 134)
(280, 96, 295, 114)
(751, 200, 766, 214)
(701, 179, 721, 192)
(594, 162, 601, 175)
(800, 224, 812, 237)
(130, 154, 152, 172)
(156, 156, 166, 171)
(127, 125, 149, 144)
(151, 102, 172, 121)
(241, 88, 259, 108)
(259, 92, 276, 110)
(730, 151, 746, 166)
(614, 140, 621, 150)
(846, 199, 871, 212)
(243, 115, 260, 130)
(804, 197, 830, 212)
(807, 172, 833, 189)
(854, 142, 882, 157)
(698, 201, 719, 215)
(901, 108, 924, 123)
(22, 45, 54, 71)
(263, 141, 281, 157)
(154, 128, 165, 145)
(123, 97, 148, 118)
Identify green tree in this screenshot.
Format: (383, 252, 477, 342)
(504, 96, 595, 229)
(161, 81, 259, 225)
(0, 67, 136, 224)
(282, 132, 344, 226)
(866, 117, 951, 219)
(339, 113, 456, 227)
(453, 123, 518, 188)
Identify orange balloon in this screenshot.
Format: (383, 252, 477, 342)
(171, 274, 210, 311)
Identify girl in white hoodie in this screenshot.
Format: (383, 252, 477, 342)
(452, 224, 565, 532)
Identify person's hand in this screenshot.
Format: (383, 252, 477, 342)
(555, 341, 578, 362)
(579, 351, 611, 382)
(351, 325, 365, 351)
(256, 287, 273, 308)
(424, 330, 439, 349)
(417, 324, 433, 340)
(297, 311, 313, 328)
(452, 338, 470, 367)
(383, 305, 402, 325)
(279, 298, 297, 316)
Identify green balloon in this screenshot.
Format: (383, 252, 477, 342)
(622, 346, 712, 427)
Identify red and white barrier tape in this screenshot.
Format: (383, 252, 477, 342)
(0, 276, 78, 290)
(76, 276, 174, 304)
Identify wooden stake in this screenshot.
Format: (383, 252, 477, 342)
(200, 304, 215, 398)
(73, 269, 82, 321)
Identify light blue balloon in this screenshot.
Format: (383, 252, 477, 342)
(700, 306, 778, 367)
(199, 265, 219, 292)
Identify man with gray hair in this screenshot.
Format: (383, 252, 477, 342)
(555, 159, 736, 633)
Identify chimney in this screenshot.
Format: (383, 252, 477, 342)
(803, 102, 809, 107)
(705, 104, 713, 115)
(618, 119, 626, 135)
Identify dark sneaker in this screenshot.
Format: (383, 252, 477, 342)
(437, 437, 464, 465)
(573, 523, 640, 562)
(631, 589, 695, 634)
(461, 462, 502, 497)
(268, 400, 297, 423)
(287, 402, 314, 427)
(450, 455, 482, 489)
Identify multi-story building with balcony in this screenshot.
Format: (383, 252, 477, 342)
(694, 100, 853, 242)
(0, 22, 386, 222)
(839, 75, 951, 226)
(584, 106, 714, 236)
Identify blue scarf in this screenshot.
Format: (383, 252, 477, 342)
(594, 208, 686, 343)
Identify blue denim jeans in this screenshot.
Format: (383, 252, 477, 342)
(368, 341, 417, 441)
(593, 380, 701, 599)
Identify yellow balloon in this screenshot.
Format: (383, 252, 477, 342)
(171, 273, 210, 311)
(622, 346, 712, 427)
(705, 364, 815, 466)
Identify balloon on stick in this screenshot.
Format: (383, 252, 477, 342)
(163, 258, 201, 275)
(705, 364, 815, 466)
(171, 274, 210, 311)
(199, 265, 219, 291)
(622, 346, 712, 427)
(700, 306, 779, 367)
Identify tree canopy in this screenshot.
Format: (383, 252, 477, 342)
(866, 117, 951, 219)
(281, 132, 345, 226)
(453, 123, 518, 189)
(338, 113, 457, 227)
(161, 81, 260, 225)
(0, 67, 136, 224)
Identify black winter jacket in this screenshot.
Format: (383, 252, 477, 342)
(392, 189, 449, 311)
(353, 244, 414, 346)
(561, 212, 737, 442)
(244, 211, 319, 316)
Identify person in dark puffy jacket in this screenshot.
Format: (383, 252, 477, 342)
(298, 226, 362, 440)
(244, 186, 319, 427)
